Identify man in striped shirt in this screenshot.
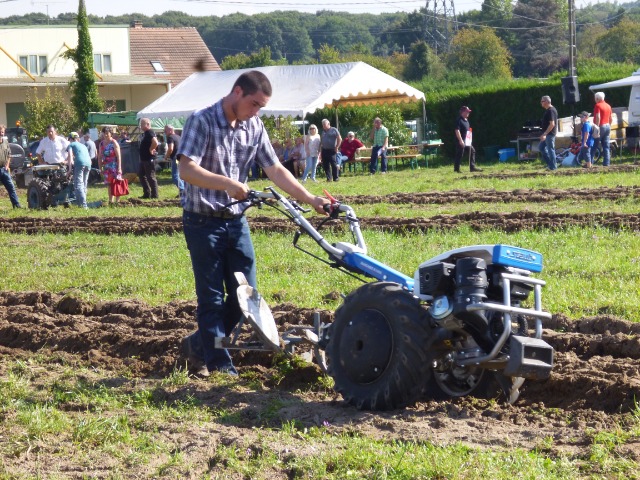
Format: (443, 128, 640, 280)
(178, 70, 328, 376)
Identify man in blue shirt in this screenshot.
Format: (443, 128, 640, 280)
(578, 111, 595, 168)
(177, 70, 329, 376)
(66, 132, 92, 208)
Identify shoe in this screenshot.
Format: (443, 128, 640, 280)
(12, 204, 23, 209)
(470, 167, 483, 172)
(150, 195, 159, 199)
(333, 178, 339, 182)
(454, 169, 460, 173)
(181, 335, 208, 376)
(139, 195, 150, 199)
(212, 365, 238, 376)
(381, 171, 387, 175)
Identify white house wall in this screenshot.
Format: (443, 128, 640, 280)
(0, 25, 169, 127)
(0, 25, 130, 76)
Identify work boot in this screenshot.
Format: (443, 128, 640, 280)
(181, 334, 209, 377)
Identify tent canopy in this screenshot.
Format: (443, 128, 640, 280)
(590, 68, 640, 90)
(137, 62, 426, 128)
(88, 111, 170, 130)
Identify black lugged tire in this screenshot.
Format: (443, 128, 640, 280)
(325, 282, 431, 410)
(27, 179, 51, 209)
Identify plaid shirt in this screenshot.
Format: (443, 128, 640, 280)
(178, 100, 277, 215)
(372, 125, 388, 147)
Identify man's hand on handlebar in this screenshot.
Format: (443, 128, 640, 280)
(310, 195, 331, 215)
(225, 180, 250, 200)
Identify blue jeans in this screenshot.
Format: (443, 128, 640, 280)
(369, 146, 387, 173)
(321, 148, 338, 181)
(598, 124, 611, 166)
(539, 135, 557, 170)
(183, 211, 257, 372)
(171, 157, 184, 191)
(73, 164, 90, 208)
(302, 156, 318, 181)
(578, 145, 592, 164)
(249, 162, 261, 180)
(0, 167, 20, 207)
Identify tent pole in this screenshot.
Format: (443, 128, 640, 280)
(422, 100, 427, 143)
(335, 108, 339, 131)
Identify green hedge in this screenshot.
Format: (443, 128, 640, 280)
(422, 67, 636, 159)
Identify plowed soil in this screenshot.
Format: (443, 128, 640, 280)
(2, 290, 640, 462)
(2, 177, 640, 476)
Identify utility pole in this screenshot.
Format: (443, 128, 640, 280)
(563, 0, 579, 138)
(31, 1, 64, 25)
(424, 0, 458, 54)
(568, 0, 577, 77)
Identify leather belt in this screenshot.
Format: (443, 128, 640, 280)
(203, 210, 243, 219)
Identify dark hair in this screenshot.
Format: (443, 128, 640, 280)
(232, 70, 272, 97)
(102, 126, 113, 134)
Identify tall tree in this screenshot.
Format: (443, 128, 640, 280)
(598, 18, 640, 63)
(68, 0, 103, 127)
(509, 0, 567, 77)
(404, 41, 445, 81)
(447, 28, 512, 79)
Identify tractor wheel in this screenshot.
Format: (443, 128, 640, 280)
(325, 282, 431, 410)
(426, 310, 527, 403)
(27, 179, 51, 209)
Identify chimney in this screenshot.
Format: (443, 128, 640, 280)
(132, 21, 143, 29)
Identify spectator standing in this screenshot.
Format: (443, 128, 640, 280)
(82, 131, 97, 169)
(66, 132, 91, 208)
(177, 70, 328, 376)
(164, 125, 184, 196)
(539, 96, 558, 171)
(36, 125, 69, 165)
(369, 117, 389, 174)
(0, 124, 21, 208)
(578, 112, 596, 168)
(302, 124, 320, 182)
(97, 126, 123, 206)
(320, 118, 341, 182)
(454, 106, 482, 173)
(338, 131, 364, 172)
(593, 91, 613, 167)
(138, 118, 159, 199)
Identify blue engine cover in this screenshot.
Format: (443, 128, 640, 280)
(492, 245, 543, 272)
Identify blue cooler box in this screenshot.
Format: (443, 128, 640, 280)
(498, 148, 516, 162)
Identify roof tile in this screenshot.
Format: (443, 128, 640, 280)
(129, 26, 220, 88)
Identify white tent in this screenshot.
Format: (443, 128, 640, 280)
(137, 62, 426, 128)
(590, 68, 640, 127)
(589, 68, 640, 90)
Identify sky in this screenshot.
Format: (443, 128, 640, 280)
(1, 0, 599, 19)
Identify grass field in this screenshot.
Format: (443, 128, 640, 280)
(1, 157, 639, 478)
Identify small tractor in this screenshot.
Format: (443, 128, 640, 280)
(223, 188, 554, 411)
(26, 164, 76, 209)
